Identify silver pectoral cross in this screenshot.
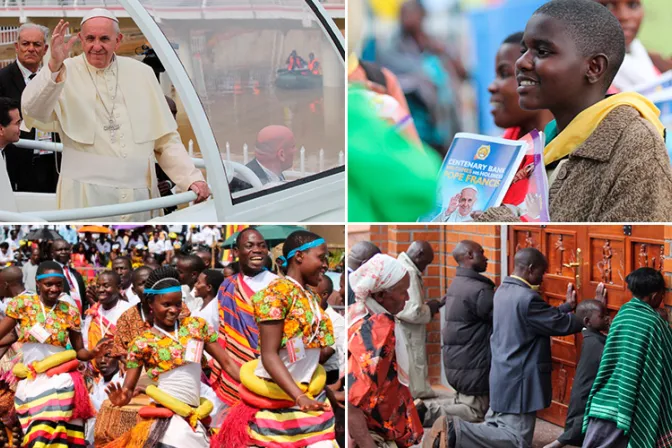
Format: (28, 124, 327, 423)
(104, 118, 120, 143)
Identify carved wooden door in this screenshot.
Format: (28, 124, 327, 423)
(507, 225, 664, 426)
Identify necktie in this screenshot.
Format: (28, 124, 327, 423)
(28, 73, 36, 81)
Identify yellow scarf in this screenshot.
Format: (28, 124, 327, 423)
(348, 53, 360, 77)
(544, 92, 665, 166)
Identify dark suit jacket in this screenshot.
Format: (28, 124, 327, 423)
(228, 158, 278, 193)
(0, 61, 60, 192)
(489, 276, 583, 414)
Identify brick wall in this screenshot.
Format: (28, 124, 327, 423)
(369, 225, 503, 385)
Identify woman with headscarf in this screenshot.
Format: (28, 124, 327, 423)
(347, 254, 424, 448)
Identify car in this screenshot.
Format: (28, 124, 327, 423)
(0, 0, 345, 222)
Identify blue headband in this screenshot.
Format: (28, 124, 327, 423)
(145, 285, 183, 295)
(36, 273, 65, 280)
(278, 238, 326, 268)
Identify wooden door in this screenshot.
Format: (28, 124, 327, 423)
(507, 225, 664, 426)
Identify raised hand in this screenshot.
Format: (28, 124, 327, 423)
(49, 20, 80, 72)
(90, 338, 113, 359)
(565, 282, 577, 310)
(595, 282, 607, 305)
(447, 193, 461, 214)
(106, 382, 132, 407)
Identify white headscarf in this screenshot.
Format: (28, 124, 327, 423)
(349, 253, 408, 302)
(348, 253, 411, 386)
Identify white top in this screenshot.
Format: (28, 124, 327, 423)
(0, 248, 14, 263)
(192, 298, 218, 334)
(324, 306, 345, 375)
(22, 342, 65, 365)
(16, 59, 38, 85)
(613, 39, 660, 92)
(148, 239, 165, 255)
(157, 363, 201, 407)
(82, 299, 134, 348)
(90, 371, 122, 411)
(244, 270, 278, 292)
(125, 285, 141, 306)
(182, 285, 203, 314)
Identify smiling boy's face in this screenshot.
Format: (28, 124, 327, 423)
(516, 14, 591, 113)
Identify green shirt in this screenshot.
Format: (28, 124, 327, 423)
(348, 86, 441, 222)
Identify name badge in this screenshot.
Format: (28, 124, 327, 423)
(29, 323, 51, 343)
(286, 336, 306, 364)
(184, 338, 204, 364)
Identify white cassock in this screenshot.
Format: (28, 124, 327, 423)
(21, 54, 204, 221)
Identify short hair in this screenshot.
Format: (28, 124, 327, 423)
(236, 227, 264, 248)
(98, 269, 121, 286)
(320, 274, 334, 296)
(179, 254, 206, 274)
(283, 230, 324, 267)
(0, 242, 8, 250)
(132, 265, 153, 283)
(17, 23, 49, 42)
(112, 256, 132, 270)
(626, 267, 666, 298)
(503, 31, 524, 46)
(0, 97, 20, 127)
(36, 260, 63, 276)
(576, 299, 604, 322)
(533, 0, 625, 89)
(144, 266, 181, 300)
(202, 269, 224, 293)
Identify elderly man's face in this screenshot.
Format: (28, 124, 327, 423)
(79, 17, 122, 69)
(279, 138, 297, 171)
(15, 27, 47, 69)
(459, 189, 477, 215)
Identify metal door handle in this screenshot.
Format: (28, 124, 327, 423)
(563, 248, 582, 289)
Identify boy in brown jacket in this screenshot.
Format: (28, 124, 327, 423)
(478, 0, 672, 222)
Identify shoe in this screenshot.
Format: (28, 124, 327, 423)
(414, 398, 428, 424)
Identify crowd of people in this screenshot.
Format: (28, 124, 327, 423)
(349, 0, 672, 223)
(0, 8, 308, 220)
(346, 238, 672, 448)
(0, 226, 346, 447)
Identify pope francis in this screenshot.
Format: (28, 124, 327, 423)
(22, 9, 210, 221)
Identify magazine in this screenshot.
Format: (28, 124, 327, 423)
(632, 70, 672, 97)
(501, 130, 549, 222)
(419, 133, 527, 222)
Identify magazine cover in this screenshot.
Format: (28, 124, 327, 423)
(419, 133, 527, 222)
(501, 130, 549, 222)
(633, 70, 672, 97)
(648, 88, 672, 161)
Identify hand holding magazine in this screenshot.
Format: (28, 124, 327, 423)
(419, 133, 528, 222)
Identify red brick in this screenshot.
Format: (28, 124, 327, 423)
(427, 332, 441, 343)
(428, 354, 442, 365)
(426, 343, 441, 355)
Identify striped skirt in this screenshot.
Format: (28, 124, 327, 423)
(248, 391, 337, 448)
(14, 373, 85, 447)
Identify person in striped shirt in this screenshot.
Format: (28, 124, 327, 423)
(583, 267, 672, 448)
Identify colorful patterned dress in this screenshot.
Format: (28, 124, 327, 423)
(5, 293, 86, 447)
(348, 312, 424, 448)
(247, 278, 337, 447)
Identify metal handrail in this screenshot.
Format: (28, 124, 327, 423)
(0, 210, 47, 222)
(23, 190, 198, 221)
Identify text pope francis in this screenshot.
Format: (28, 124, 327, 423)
(21, 9, 211, 221)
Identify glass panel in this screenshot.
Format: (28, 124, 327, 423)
(140, 0, 345, 200)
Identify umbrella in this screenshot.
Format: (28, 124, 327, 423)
(77, 225, 113, 234)
(24, 228, 63, 241)
(222, 225, 306, 247)
(111, 225, 146, 230)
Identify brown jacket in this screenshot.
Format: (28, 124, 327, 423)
(479, 105, 672, 222)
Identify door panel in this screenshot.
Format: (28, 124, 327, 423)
(507, 225, 664, 426)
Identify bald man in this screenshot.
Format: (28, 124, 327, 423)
(397, 240, 444, 399)
(0, 266, 27, 314)
(440, 240, 494, 423)
(229, 125, 297, 193)
(347, 241, 381, 305)
(433, 248, 583, 448)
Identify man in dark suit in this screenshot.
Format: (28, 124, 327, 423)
(432, 248, 583, 448)
(229, 125, 297, 193)
(0, 23, 60, 192)
(51, 238, 86, 315)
